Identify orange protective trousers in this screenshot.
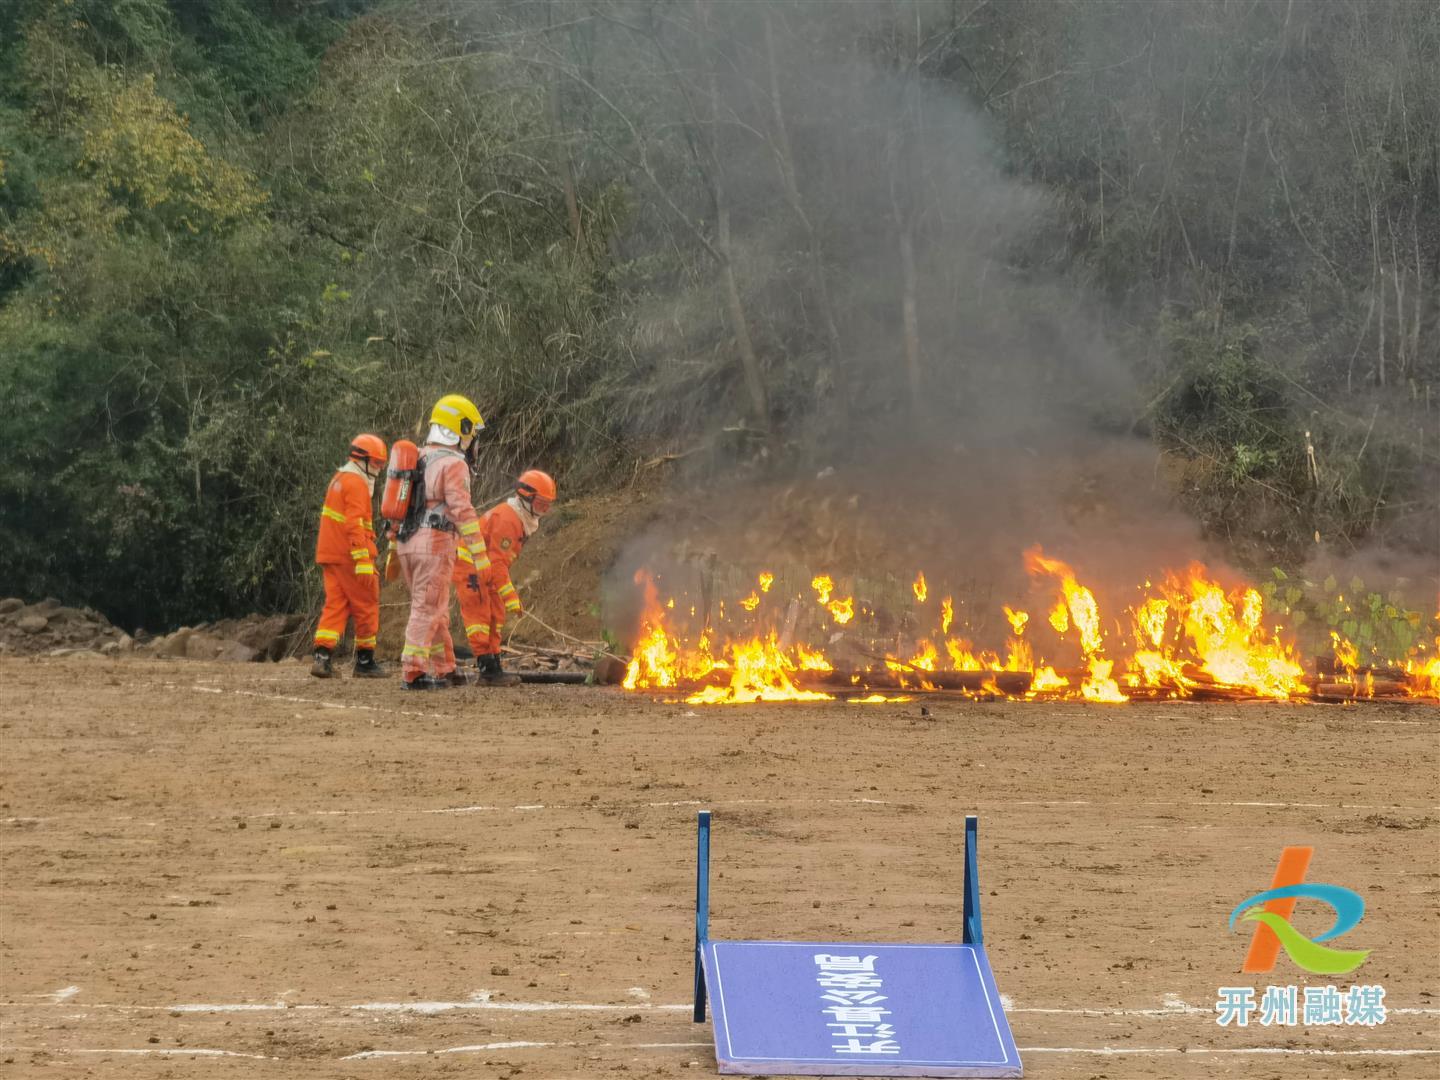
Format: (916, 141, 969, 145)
(453, 558, 503, 656)
(315, 564, 380, 652)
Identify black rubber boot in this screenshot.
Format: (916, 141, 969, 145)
(310, 648, 333, 679)
(352, 650, 386, 678)
(478, 653, 520, 688)
(400, 674, 442, 691)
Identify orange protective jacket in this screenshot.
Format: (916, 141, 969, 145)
(455, 500, 527, 613)
(315, 462, 378, 571)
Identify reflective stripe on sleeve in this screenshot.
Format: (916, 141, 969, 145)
(458, 520, 481, 536)
(497, 582, 516, 597)
(322, 507, 347, 524)
(456, 547, 474, 565)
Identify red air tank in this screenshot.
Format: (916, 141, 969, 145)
(380, 439, 419, 524)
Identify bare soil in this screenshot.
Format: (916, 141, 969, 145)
(2, 655, 1437, 1079)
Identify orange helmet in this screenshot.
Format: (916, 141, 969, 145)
(516, 469, 556, 514)
(349, 433, 387, 464)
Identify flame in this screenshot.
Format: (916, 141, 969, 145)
(621, 553, 1435, 705)
(1031, 665, 1070, 693)
(1004, 606, 1029, 636)
(623, 620, 677, 690)
(1049, 601, 1069, 634)
(1163, 568, 1306, 698)
(1004, 636, 1033, 672)
(796, 644, 832, 671)
(1136, 598, 1168, 648)
(812, 575, 834, 605)
(1408, 650, 1440, 697)
(1331, 631, 1359, 677)
(623, 571, 680, 690)
(683, 634, 833, 705)
(1081, 659, 1128, 703)
(1025, 547, 1124, 702)
(945, 638, 980, 670)
(898, 641, 939, 672)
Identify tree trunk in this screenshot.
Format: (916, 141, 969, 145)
(547, 54, 584, 249)
(698, 0, 768, 429)
(899, 225, 922, 415)
(717, 205, 769, 426)
(762, 11, 845, 408)
(544, 1, 584, 251)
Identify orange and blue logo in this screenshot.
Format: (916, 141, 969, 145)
(1229, 847, 1371, 976)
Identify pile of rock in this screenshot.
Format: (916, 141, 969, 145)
(142, 614, 308, 663)
(0, 597, 134, 657)
(0, 597, 309, 663)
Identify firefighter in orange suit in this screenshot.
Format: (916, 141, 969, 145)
(456, 470, 556, 686)
(396, 395, 489, 690)
(312, 434, 387, 678)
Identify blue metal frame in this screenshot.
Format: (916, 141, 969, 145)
(963, 815, 982, 945)
(693, 810, 711, 1021)
(694, 811, 985, 1012)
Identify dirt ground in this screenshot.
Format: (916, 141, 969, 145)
(2, 656, 1437, 1080)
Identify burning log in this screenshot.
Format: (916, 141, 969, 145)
(1314, 657, 1408, 681)
(517, 670, 590, 685)
(1310, 680, 1412, 702)
(790, 667, 1034, 696)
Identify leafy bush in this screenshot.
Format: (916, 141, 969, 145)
(1259, 567, 1434, 665)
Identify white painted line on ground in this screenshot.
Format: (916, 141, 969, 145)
(0, 1047, 275, 1060)
(4, 995, 1436, 1017)
(11, 795, 1439, 828)
(1019, 1047, 1440, 1057)
(186, 684, 449, 722)
(349, 996, 687, 1015)
(20, 986, 81, 1004)
(8, 1043, 1434, 1062)
(342, 1040, 555, 1059)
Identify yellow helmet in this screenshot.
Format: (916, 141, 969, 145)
(429, 394, 484, 439)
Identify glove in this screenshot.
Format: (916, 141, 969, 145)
(504, 596, 522, 615)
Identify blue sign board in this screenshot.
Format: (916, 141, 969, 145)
(701, 940, 1021, 1077)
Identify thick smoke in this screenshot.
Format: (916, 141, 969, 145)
(596, 2, 1230, 642)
